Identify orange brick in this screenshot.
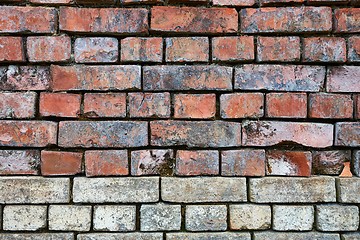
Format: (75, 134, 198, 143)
(121, 37, 162, 63)
(266, 93, 307, 118)
(0, 37, 24, 62)
(220, 93, 264, 119)
(27, 36, 71, 62)
(257, 36, 300, 62)
(309, 93, 353, 119)
(176, 150, 219, 176)
(212, 36, 254, 62)
(85, 150, 128, 177)
(166, 37, 209, 62)
(41, 151, 82, 176)
(84, 93, 126, 118)
(40, 93, 81, 118)
(174, 94, 216, 119)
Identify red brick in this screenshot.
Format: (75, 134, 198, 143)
(308, 0, 349, 4)
(51, 65, 141, 91)
(121, 37, 162, 63)
(335, 122, 360, 147)
(0, 121, 57, 147)
(242, 121, 333, 148)
(241, 7, 332, 33)
(27, 36, 71, 63)
(266, 93, 307, 118)
(335, 8, 360, 33)
(58, 121, 148, 148)
(166, 37, 209, 62)
(59, 7, 148, 34)
(266, 150, 312, 177)
(128, 92, 170, 118)
(40, 93, 81, 118)
(356, 95, 360, 119)
(222, 149, 265, 176)
(168, 0, 207, 3)
(0, 66, 50, 91)
(348, 36, 360, 62)
(85, 150, 128, 177)
(0, 92, 36, 119)
(260, 0, 304, 5)
(176, 150, 219, 176)
(131, 149, 173, 176)
(212, 0, 255, 6)
(235, 65, 325, 92)
(257, 36, 300, 62)
(303, 37, 346, 63)
(30, 0, 71, 4)
(174, 94, 216, 119)
(151, 121, 242, 147)
(143, 65, 232, 91)
(309, 93, 353, 119)
(312, 151, 350, 175)
(0, 37, 24, 62)
(75, 37, 118, 63)
(41, 151, 82, 176)
(151, 6, 238, 33)
(76, 0, 116, 4)
(212, 36, 254, 62)
(220, 93, 264, 119)
(0, 6, 57, 33)
(84, 93, 126, 118)
(327, 66, 360, 93)
(122, 0, 163, 4)
(0, 150, 40, 175)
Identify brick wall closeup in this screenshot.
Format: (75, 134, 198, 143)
(0, 0, 359, 239)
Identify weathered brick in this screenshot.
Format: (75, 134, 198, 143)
(27, 36, 71, 63)
(254, 232, 339, 240)
(83, 93, 126, 118)
(176, 150, 219, 176)
(122, 0, 163, 4)
(168, 233, 250, 240)
(151, 121, 241, 147)
(353, 150, 360, 177)
(0, 66, 50, 91)
(220, 93, 264, 119)
(93, 205, 135, 231)
(257, 36, 300, 62)
(242, 121, 333, 148)
(308, 0, 349, 3)
(49, 205, 91, 231)
(0, 150, 39, 175)
(85, 150, 128, 177)
(166, 37, 209, 62)
(338, 178, 360, 203)
(40, 92, 81, 118)
(143, 65, 232, 91)
(266, 93, 307, 118)
(121, 37, 162, 62)
(266, 150, 312, 177)
(273, 205, 314, 231)
(235, 65, 325, 92)
(0, 37, 24, 62)
(230, 204, 271, 230)
(249, 177, 336, 203)
(0, 6, 57, 33)
(30, 0, 71, 4)
(0, 121, 57, 147)
(131, 149, 173, 176)
(141, 203, 181, 231)
(51, 65, 141, 91)
(303, 37, 346, 62)
(78, 233, 162, 240)
(212, 0, 255, 6)
(334, 8, 360, 32)
(73, 177, 159, 203)
(335, 122, 360, 146)
(241, 7, 332, 33)
(327, 66, 360, 92)
(162, 177, 247, 203)
(76, 0, 116, 4)
(151, 6, 238, 33)
(342, 233, 360, 240)
(3, 205, 47, 231)
(316, 205, 359, 231)
(59, 7, 148, 34)
(58, 121, 148, 148)
(356, 95, 360, 119)
(260, 0, 304, 5)
(212, 36, 254, 62)
(168, 0, 207, 3)
(348, 36, 360, 62)
(0, 92, 36, 119)
(41, 151, 82, 176)
(186, 205, 227, 231)
(222, 149, 265, 176)
(0, 177, 70, 203)
(312, 151, 350, 175)
(309, 93, 353, 119)
(174, 94, 216, 119)
(75, 37, 118, 63)
(128, 92, 171, 118)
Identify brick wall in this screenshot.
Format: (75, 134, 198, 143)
(0, 0, 359, 239)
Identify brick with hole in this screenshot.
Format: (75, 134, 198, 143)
(222, 149, 265, 176)
(212, 0, 255, 6)
(220, 93, 264, 119)
(41, 151, 82, 176)
(83, 93, 126, 118)
(327, 66, 360, 93)
(40, 93, 81, 118)
(128, 92, 171, 118)
(212, 36, 254, 62)
(0, 37, 24, 62)
(266, 93, 307, 118)
(348, 36, 360, 62)
(174, 94, 216, 119)
(85, 150, 128, 177)
(131, 149, 173, 176)
(166, 37, 209, 62)
(303, 37, 346, 63)
(334, 8, 360, 32)
(309, 93, 353, 119)
(0, 92, 37, 119)
(27, 36, 71, 63)
(121, 37, 162, 63)
(75, 38, 118, 63)
(257, 36, 300, 62)
(176, 150, 219, 176)
(0, 150, 40, 175)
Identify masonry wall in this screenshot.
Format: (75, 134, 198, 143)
(0, 0, 359, 239)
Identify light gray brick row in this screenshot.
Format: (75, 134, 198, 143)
(140, 203, 181, 231)
(316, 205, 359, 231)
(230, 204, 271, 230)
(93, 205, 136, 232)
(186, 205, 227, 231)
(0, 234, 74, 240)
(167, 232, 251, 240)
(49, 205, 92, 232)
(3, 205, 47, 231)
(342, 233, 360, 240)
(77, 233, 163, 240)
(254, 232, 340, 240)
(338, 178, 360, 203)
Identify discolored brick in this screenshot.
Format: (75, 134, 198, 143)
(254, 232, 339, 240)
(273, 205, 314, 231)
(40, 92, 81, 118)
(3, 205, 47, 231)
(257, 36, 300, 62)
(327, 66, 360, 92)
(121, 37, 162, 63)
(30, 0, 71, 4)
(85, 150, 128, 177)
(0, 234, 74, 240)
(312, 151, 350, 175)
(128, 92, 171, 118)
(131, 149, 174, 176)
(212, 36, 254, 62)
(266, 93, 307, 118)
(84, 93, 126, 118)
(141, 203, 181, 231)
(316, 205, 359, 231)
(335, 122, 360, 146)
(0, 150, 40, 175)
(260, 0, 304, 5)
(220, 93, 264, 119)
(303, 37, 346, 62)
(174, 94, 216, 119)
(212, 0, 255, 6)
(309, 93, 353, 119)
(93, 205, 135, 231)
(167, 233, 251, 240)
(230, 204, 271, 230)
(0, 37, 24, 62)
(0, 92, 36, 119)
(27, 36, 71, 63)
(221, 149, 265, 176)
(75, 38, 118, 63)
(348, 36, 360, 62)
(186, 205, 227, 231)
(334, 8, 360, 32)
(166, 37, 209, 62)
(356, 95, 360, 119)
(176, 150, 219, 176)
(338, 177, 360, 202)
(41, 151, 83, 176)
(78, 233, 162, 240)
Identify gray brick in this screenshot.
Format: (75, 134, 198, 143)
(74, 37, 118, 63)
(73, 177, 159, 203)
(140, 203, 181, 231)
(254, 232, 339, 240)
(167, 232, 251, 240)
(0, 234, 74, 240)
(338, 178, 360, 203)
(0, 177, 70, 203)
(77, 233, 162, 240)
(162, 177, 247, 203)
(230, 204, 271, 230)
(3, 205, 47, 231)
(249, 177, 336, 203)
(93, 205, 136, 232)
(273, 205, 314, 231)
(335, 122, 360, 147)
(49, 205, 92, 231)
(316, 205, 359, 231)
(186, 205, 227, 231)
(352, 150, 360, 177)
(342, 233, 360, 240)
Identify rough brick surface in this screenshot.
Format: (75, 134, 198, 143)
(338, 178, 360, 203)
(220, 93, 264, 119)
(257, 37, 300, 62)
(78, 233, 162, 240)
(348, 36, 360, 62)
(83, 93, 126, 118)
(212, 36, 254, 62)
(303, 37, 346, 62)
(75, 37, 119, 63)
(167, 233, 251, 240)
(166, 37, 209, 62)
(186, 205, 227, 231)
(230, 205, 271, 230)
(0, 150, 40, 175)
(27, 36, 71, 62)
(266, 93, 307, 118)
(312, 151, 350, 175)
(3, 205, 47, 231)
(93, 205, 136, 231)
(40, 92, 81, 118)
(141, 204, 181, 231)
(334, 8, 360, 32)
(221, 150, 265, 176)
(49, 205, 92, 231)
(326, 66, 360, 92)
(131, 149, 173, 176)
(0, 37, 24, 62)
(0, 92, 36, 119)
(335, 122, 360, 146)
(128, 92, 171, 118)
(41, 151, 82, 176)
(121, 37, 162, 62)
(176, 150, 219, 176)
(254, 232, 339, 240)
(273, 205, 314, 231)
(174, 94, 216, 119)
(85, 150, 128, 176)
(309, 93, 353, 119)
(316, 205, 359, 231)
